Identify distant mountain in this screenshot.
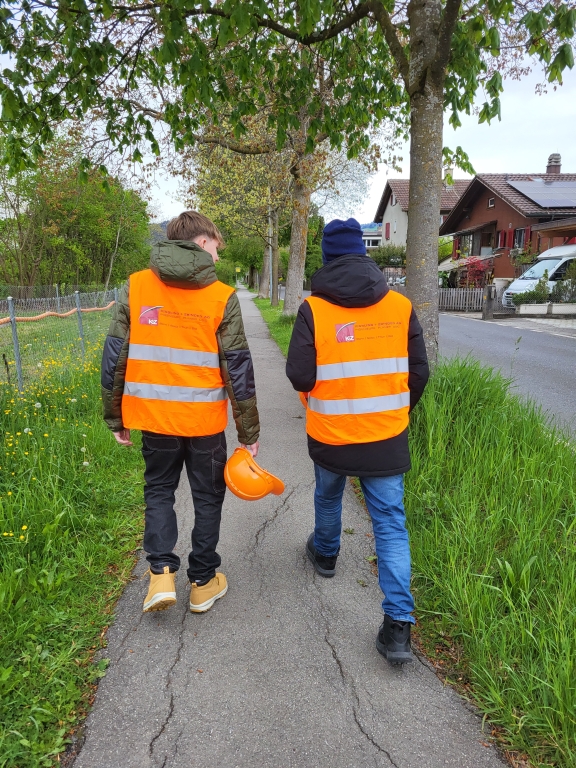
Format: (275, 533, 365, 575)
(149, 220, 169, 243)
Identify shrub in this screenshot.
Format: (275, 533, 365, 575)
(214, 258, 237, 286)
(512, 270, 550, 305)
(550, 260, 576, 303)
(368, 243, 406, 267)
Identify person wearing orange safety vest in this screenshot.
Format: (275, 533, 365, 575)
(286, 218, 429, 664)
(102, 211, 260, 615)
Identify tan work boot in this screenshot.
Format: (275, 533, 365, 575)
(143, 566, 177, 613)
(189, 572, 228, 613)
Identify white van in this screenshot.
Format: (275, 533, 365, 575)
(502, 245, 576, 308)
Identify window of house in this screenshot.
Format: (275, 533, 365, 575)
(480, 231, 493, 255)
(391, 194, 396, 206)
(487, 198, 495, 208)
(385, 223, 391, 240)
(393, 220, 397, 233)
(514, 228, 526, 249)
(497, 230, 507, 248)
(459, 234, 472, 257)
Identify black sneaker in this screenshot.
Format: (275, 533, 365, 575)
(306, 533, 338, 578)
(376, 614, 414, 664)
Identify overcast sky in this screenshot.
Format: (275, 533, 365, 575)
(150, 67, 576, 225)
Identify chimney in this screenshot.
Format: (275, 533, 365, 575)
(546, 153, 561, 174)
(444, 167, 454, 186)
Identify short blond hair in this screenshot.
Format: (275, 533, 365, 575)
(166, 210, 224, 246)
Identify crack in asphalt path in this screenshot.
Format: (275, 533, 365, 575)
(248, 485, 302, 603)
(253, 486, 297, 553)
(311, 570, 399, 768)
(148, 603, 187, 766)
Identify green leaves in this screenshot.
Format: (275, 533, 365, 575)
(298, 0, 322, 36)
(0, 85, 21, 121)
(478, 70, 503, 125)
(548, 42, 575, 83)
(442, 146, 475, 176)
(485, 27, 500, 56)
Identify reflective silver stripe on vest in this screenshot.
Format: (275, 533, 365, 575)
(308, 391, 410, 416)
(316, 357, 409, 381)
(124, 381, 227, 403)
(128, 344, 219, 368)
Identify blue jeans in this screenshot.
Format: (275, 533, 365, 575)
(313, 464, 415, 624)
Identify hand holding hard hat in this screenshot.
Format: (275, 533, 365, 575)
(224, 448, 285, 501)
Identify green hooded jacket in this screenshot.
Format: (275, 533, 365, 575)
(101, 240, 260, 445)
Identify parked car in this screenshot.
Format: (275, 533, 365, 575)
(502, 245, 576, 307)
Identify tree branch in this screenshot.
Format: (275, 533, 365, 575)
(369, 0, 410, 87)
(128, 101, 277, 154)
(434, 0, 464, 76)
(112, 1, 376, 46)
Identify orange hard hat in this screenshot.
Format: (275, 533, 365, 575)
(224, 448, 285, 501)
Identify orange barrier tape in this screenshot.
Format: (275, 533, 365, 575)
(0, 301, 116, 326)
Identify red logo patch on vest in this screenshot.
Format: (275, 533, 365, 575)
(335, 321, 355, 343)
(139, 305, 162, 325)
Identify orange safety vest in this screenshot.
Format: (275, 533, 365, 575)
(122, 269, 235, 437)
(304, 292, 412, 446)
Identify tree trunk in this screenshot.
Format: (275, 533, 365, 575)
(248, 265, 257, 290)
(104, 221, 122, 295)
(258, 241, 270, 299)
(405, 85, 444, 365)
(270, 208, 280, 307)
(283, 175, 312, 316)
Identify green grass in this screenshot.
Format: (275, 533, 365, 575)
(0, 312, 111, 388)
(252, 298, 295, 356)
(253, 297, 576, 767)
(407, 359, 576, 767)
(0, 323, 144, 767)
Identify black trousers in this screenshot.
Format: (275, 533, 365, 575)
(141, 430, 227, 583)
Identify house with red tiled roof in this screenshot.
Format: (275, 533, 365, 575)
(373, 176, 470, 247)
(439, 154, 576, 278)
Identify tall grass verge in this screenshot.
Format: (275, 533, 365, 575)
(252, 298, 295, 356)
(408, 358, 575, 767)
(0, 317, 143, 767)
(252, 297, 576, 766)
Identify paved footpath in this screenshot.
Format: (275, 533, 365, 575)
(74, 289, 506, 768)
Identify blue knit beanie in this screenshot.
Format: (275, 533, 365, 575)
(321, 218, 367, 265)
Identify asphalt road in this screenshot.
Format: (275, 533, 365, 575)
(278, 286, 311, 301)
(439, 314, 575, 432)
(73, 290, 506, 768)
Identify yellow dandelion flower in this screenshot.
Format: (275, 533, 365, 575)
(7, 491, 12, 496)
(22, 525, 27, 530)
(19, 535, 25, 541)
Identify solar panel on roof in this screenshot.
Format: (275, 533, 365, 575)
(508, 179, 576, 208)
